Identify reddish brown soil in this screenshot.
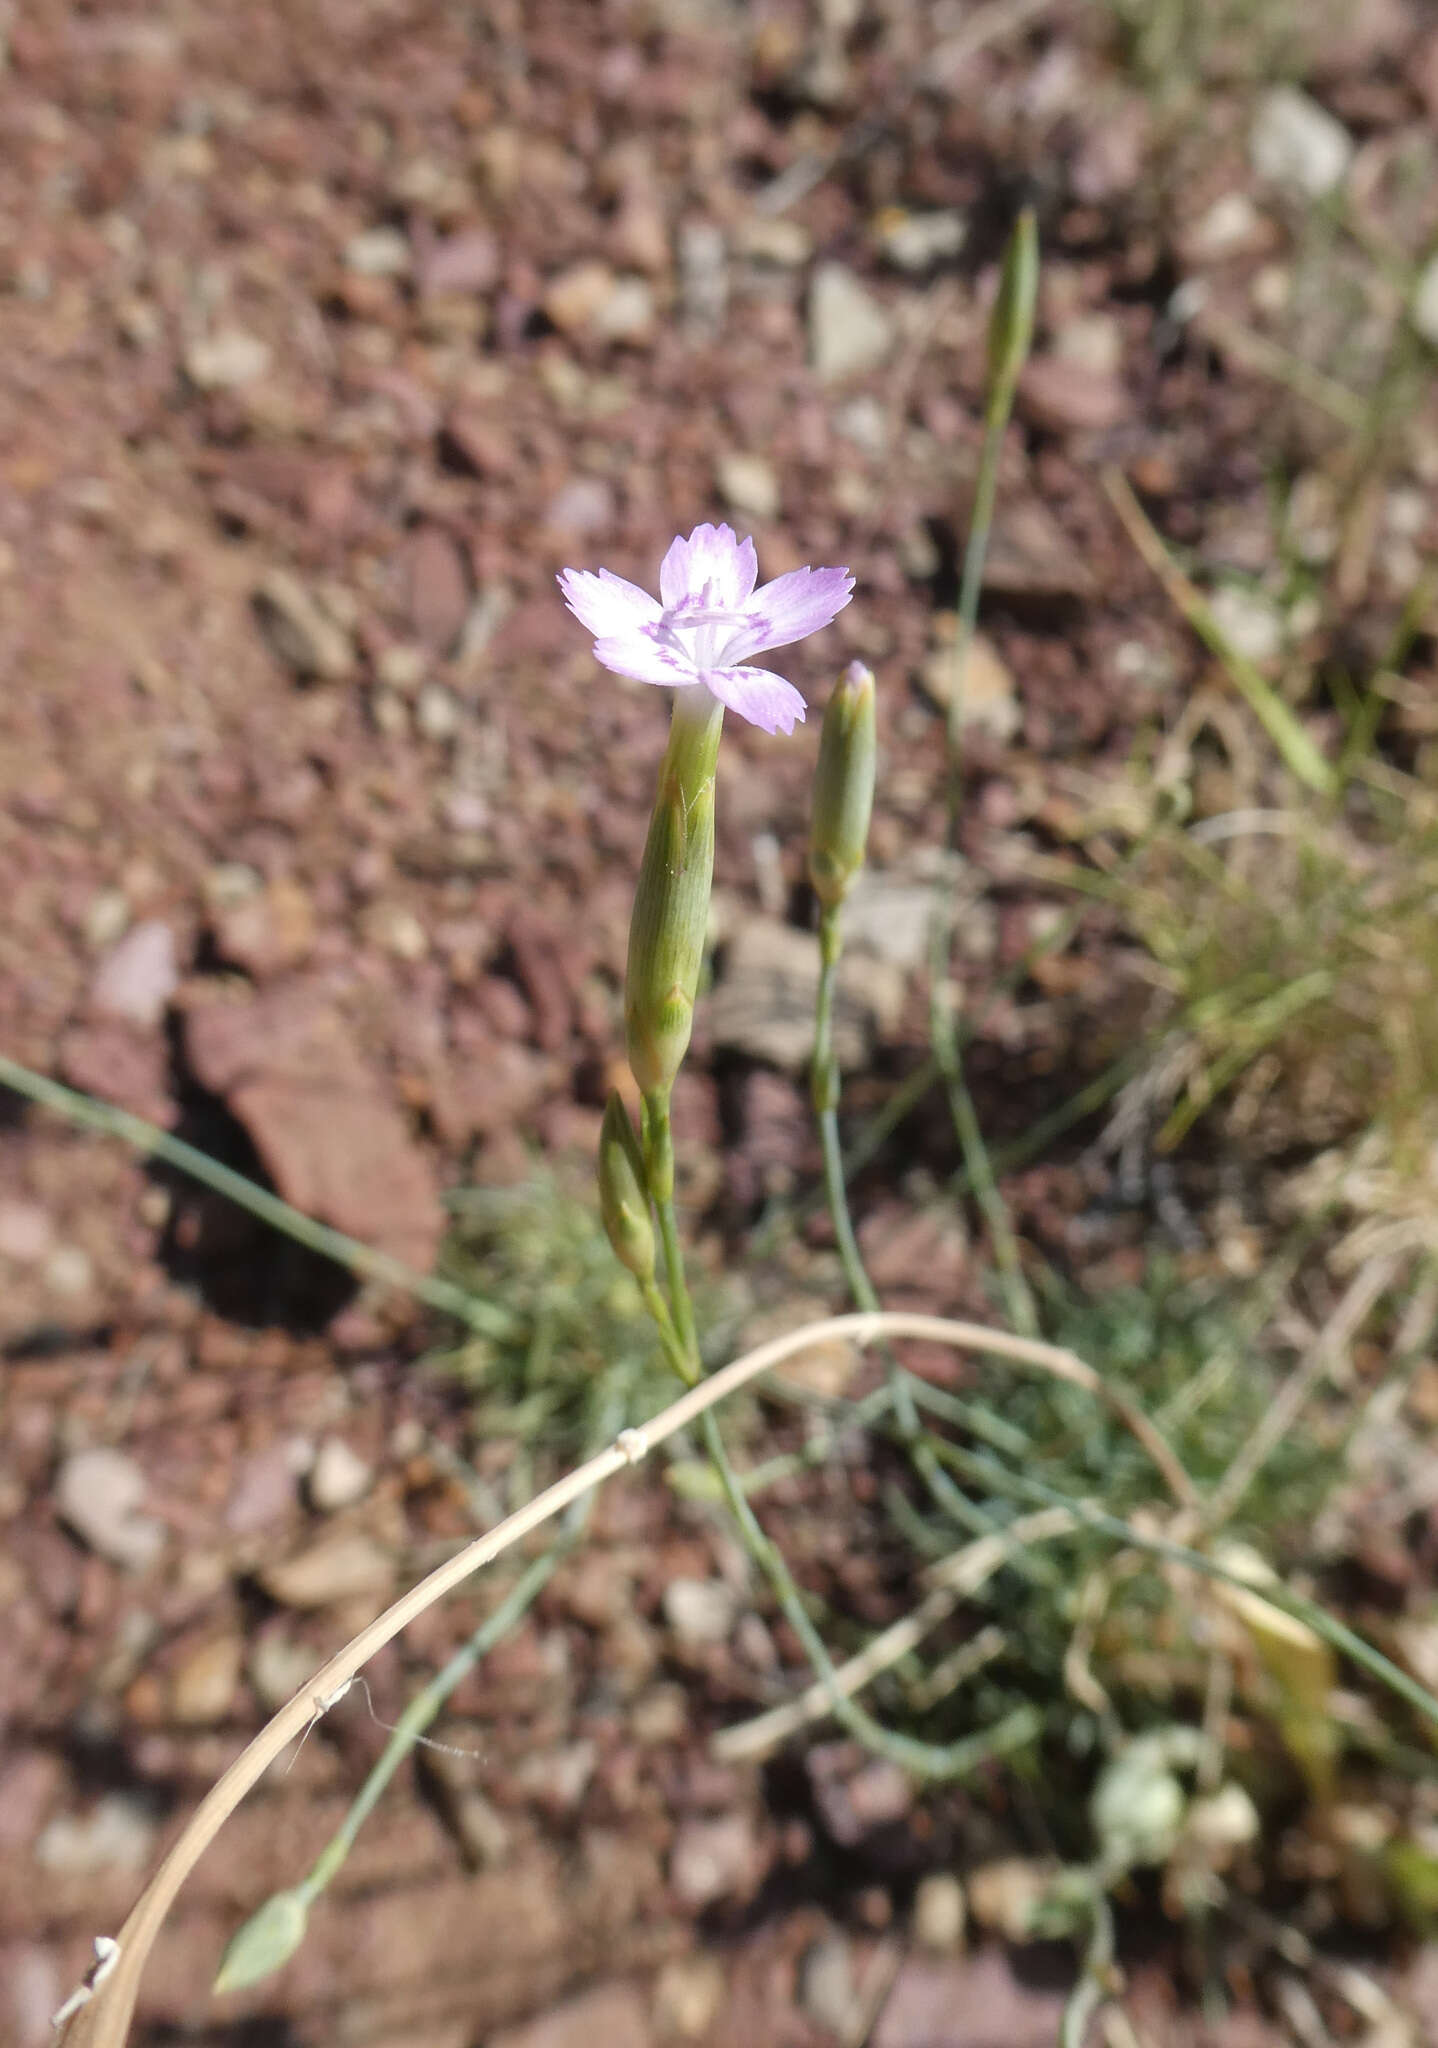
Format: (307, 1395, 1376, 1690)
(4, 3, 1438, 2045)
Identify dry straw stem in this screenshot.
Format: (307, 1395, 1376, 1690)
(60, 1310, 1189, 2048)
(1206, 1250, 1404, 1528)
(712, 1505, 1077, 1762)
(1102, 467, 1338, 798)
(1191, 306, 1366, 432)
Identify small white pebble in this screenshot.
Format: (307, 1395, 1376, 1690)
(307, 1437, 373, 1512)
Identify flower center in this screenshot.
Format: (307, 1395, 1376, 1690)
(654, 581, 747, 677)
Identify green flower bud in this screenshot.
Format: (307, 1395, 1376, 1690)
(986, 206, 1038, 418)
(214, 1886, 310, 1994)
(598, 1091, 655, 1281)
(808, 661, 877, 915)
(625, 697, 722, 1099)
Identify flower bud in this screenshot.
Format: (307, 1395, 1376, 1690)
(986, 206, 1038, 418)
(597, 1091, 656, 1281)
(214, 1887, 310, 1994)
(808, 661, 876, 914)
(625, 698, 721, 1099)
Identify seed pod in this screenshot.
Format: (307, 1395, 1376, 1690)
(597, 1091, 656, 1281)
(986, 206, 1038, 418)
(808, 661, 877, 914)
(625, 698, 721, 1099)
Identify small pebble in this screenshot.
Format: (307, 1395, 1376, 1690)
(307, 1436, 373, 1513)
(56, 1447, 164, 1569)
(662, 1577, 737, 1649)
(800, 1930, 856, 2034)
(184, 329, 272, 391)
(0, 1201, 55, 1266)
(912, 1871, 966, 1953)
(1251, 85, 1353, 199)
(34, 1793, 158, 1876)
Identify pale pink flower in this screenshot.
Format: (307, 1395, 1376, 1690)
(559, 522, 853, 737)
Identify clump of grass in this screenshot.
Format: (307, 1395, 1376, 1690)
(433, 1174, 671, 1481)
(432, 1169, 740, 1496)
(1100, 781, 1438, 1174)
(870, 1263, 1344, 1786)
(1109, 0, 1312, 101)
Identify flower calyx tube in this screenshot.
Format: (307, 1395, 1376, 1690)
(808, 660, 877, 927)
(624, 692, 722, 1103)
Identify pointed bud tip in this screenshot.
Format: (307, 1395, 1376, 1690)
(987, 206, 1039, 403)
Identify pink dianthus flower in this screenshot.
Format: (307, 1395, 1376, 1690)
(560, 523, 853, 737)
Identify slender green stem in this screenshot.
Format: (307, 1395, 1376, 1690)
(930, 356, 1038, 1333)
(945, 401, 1008, 832)
(927, 919, 1038, 1335)
(642, 1071, 1034, 1777)
(642, 1090, 701, 1382)
(0, 1053, 510, 1337)
(303, 1542, 565, 1898)
(1060, 1886, 1115, 2048)
(810, 915, 1062, 1596)
(699, 1407, 1039, 1779)
(814, 907, 921, 1447)
(657, 1200, 697, 1365)
(1103, 468, 1336, 797)
(929, 1443, 1438, 1733)
(640, 1276, 688, 1380)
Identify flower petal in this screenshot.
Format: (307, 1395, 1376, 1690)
(558, 567, 661, 640)
(723, 566, 854, 664)
(592, 629, 700, 690)
(704, 664, 807, 736)
(659, 524, 758, 611)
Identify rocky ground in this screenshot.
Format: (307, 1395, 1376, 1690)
(4, 2, 1438, 2044)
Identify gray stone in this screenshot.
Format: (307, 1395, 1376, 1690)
(651, 1955, 725, 2039)
(716, 451, 780, 522)
(0, 1201, 55, 1265)
(259, 1530, 394, 1608)
(662, 1577, 737, 1649)
(253, 568, 355, 681)
(1209, 584, 1284, 664)
(307, 1436, 373, 1513)
(734, 216, 812, 267)
(810, 263, 895, 382)
(415, 682, 462, 742)
(516, 1739, 597, 1814)
(35, 1793, 158, 1876)
(839, 871, 940, 974)
(55, 1448, 165, 1570)
(1184, 190, 1265, 261)
(184, 328, 271, 390)
(678, 219, 728, 331)
(89, 920, 178, 1028)
(800, 1930, 856, 2034)
(912, 1872, 967, 1954)
(593, 274, 656, 342)
(708, 917, 903, 1071)
(873, 1950, 1066, 2048)
(1251, 86, 1353, 199)
(489, 1982, 651, 2048)
(669, 1811, 761, 1908)
(876, 209, 967, 273)
(918, 630, 1018, 738)
(344, 226, 410, 276)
